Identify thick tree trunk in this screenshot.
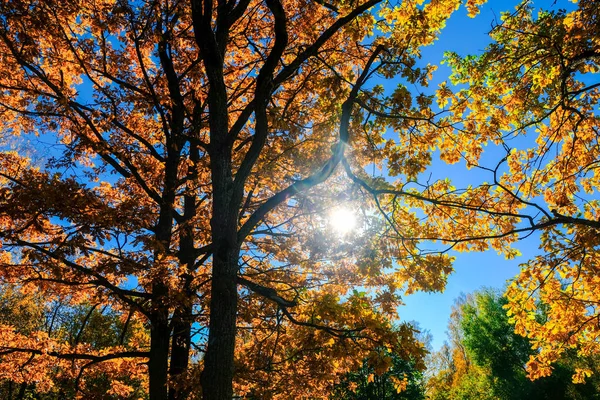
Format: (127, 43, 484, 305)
(149, 323, 170, 400)
(149, 284, 171, 400)
(196, 0, 239, 385)
(200, 253, 238, 400)
(168, 303, 192, 400)
(201, 135, 239, 399)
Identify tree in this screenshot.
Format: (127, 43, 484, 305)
(439, 0, 600, 381)
(331, 347, 426, 400)
(2, 0, 596, 398)
(424, 294, 494, 400)
(461, 290, 600, 399)
(0, 0, 490, 399)
(426, 289, 600, 400)
(331, 323, 429, 400)
(0, 285, 148, 399)
(425, 343, 495, 400)
(461, 291, 532, 399)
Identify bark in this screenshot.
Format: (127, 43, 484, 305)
(150, 141, 180, 399)
(169, 142, 200, 400)
(201, 91, 238, 398)
(169, 304, 193, 400)
(194, 0, 240, 391)
(200, 143, 239, 399)
(149, 284, 171, 400)
(199, 249, 238, 400)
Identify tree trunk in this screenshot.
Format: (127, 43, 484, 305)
(169, 304, 192, 400)
(197, 4, 238, 387)
(169, 142, 200, 400)
(149, 318, 170, 400)
(200, 248, 239, 400)
(16, 382, 26, 400)
(149, 284, 171, 400)
(201, 143, 239, 399)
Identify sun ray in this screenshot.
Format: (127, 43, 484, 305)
(329, 208, 357, 235)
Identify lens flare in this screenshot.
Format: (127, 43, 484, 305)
(329, 208, 357, 235)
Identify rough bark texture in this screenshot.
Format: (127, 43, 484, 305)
(199, 252, 239, 400)
(150, 128, 180, 399)
(200, 153, 240, 400)
(149, 292, 171, 400)
(169, 305, 193, 400)
(193, 0, 240, 391)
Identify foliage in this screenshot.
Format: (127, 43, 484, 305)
(0, 0, 489, 398)
(426, 289, 600, 400)
(0, 285, 148, 399)
(440, 0, 600, 381)
(331, 325, 427, 400)
(424, 296, 489, 400)
(0, 0, 598, 398)
(460, 291, 532, 398)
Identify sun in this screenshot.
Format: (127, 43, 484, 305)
(329, 207, 357, 235)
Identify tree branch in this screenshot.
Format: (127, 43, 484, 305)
(237, 45, 384, 243)
(237, 276, 297, 308)
(13, 240, 151, 317)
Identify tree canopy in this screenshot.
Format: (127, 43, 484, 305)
(0, 284, 149, 399)
(426, 289, 600, 400)
(332, 341, 426, 400)
(0, 0, 598, 399)
(441, 0, 600, 381)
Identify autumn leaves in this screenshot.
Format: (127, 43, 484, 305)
(0, 0, 598, 398)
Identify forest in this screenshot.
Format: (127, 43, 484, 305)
(0, 0, 598, 398)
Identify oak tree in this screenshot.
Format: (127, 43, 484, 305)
(440, 0, 600, 382)
(0, 0, 488, 399)
(0, 285, 148, 399)
(426, 289, 600, 400)
(2, 0, 598, 397)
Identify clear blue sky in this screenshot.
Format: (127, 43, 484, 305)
(397, 0, 561, 351)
